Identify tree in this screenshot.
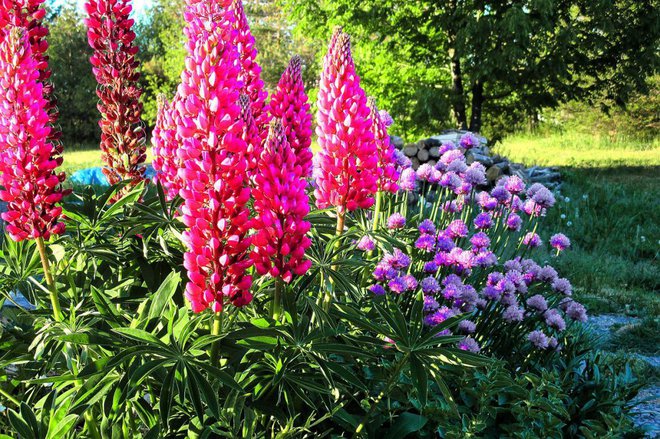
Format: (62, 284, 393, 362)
(47, 4, 100, 145)
(286, 0, 659, 136)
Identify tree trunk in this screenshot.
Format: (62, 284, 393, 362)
(448, 46, 468, 130)
(469, 80, 484, 133)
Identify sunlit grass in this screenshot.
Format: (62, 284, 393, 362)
(62, 146, 154, 175)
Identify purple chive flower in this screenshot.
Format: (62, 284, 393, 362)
(526, 183, 547, 198)
(505, 213, 523, 231)
(504, 258, 523, 272)
(531, 186, 556, 209)
(474, 251, 498, 267)
(439, 141, 456, 154)
(474, 212, 494, 230)
(528, 330, 550, 349)
(434, 251, 450, 267)
(442, 283, 461, 300)
(439, 172, 462, 190)
(458, 320, 476, 334)
(491, 186, 511, 204)
(510, 195, 523, 212)
(500, 292, 517, 307)
(550, 233, 571, 252)
(552, 278, 573, 295)
(548, 336, 559, 350)
(458, 337, 480, 353)
(523, 198, 544, 217)
(428, 168, 443, 184)
(447, 159, 467, 174)
(526, 294, 548, 312)
(423, 261, 438, 274)
(369, 284, 386, 296)
(388, 277, 407, 294)
(545, 309, 566, 331)
(503, 305, 525, 322)
(449, 248, 473, 274)
(447, 220, 468, 239)
(418, 219, 436, 235)
(356, 235, 376, 251)
(522, 232, 542, 248)
(538, 265, 559, 283)
(423, 295, 439, 312)
(464, 162, 486, 185)
(443, 274, 463, 286)
(442, 200, 462, 213)
(416, 163, 434, 181)
(415, 234, 436, 252)
(459, 285, 478, 308)
(477, 191, 498, 211)
(403, 274, 418, 291)
(565, 301, 588, 322)
(421, 276, 440, 294)
(424, 306, 454, 326)
(440, 149, 465, 166)
(398, 168, 417, 191)
(482, 285, 501, 301)
(503, 175, 525, 194)
(389, 248, 411, 269)
(470, 232, 491, 251)
(436, 235, 456, 252)
(394, 149, 412, 169)
(387, 213, 406, 229)
(459, 132, 479, 149)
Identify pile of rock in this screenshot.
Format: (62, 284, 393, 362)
(391, 130, 562, 191)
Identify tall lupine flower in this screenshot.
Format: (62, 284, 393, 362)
(176, 0, 253, 314)
(84, 0, 146, 189)
(0, 0, 60, 146)
(151, 94, 183, 200)
(368, 98, 399, 193)
(0, 27, 65, 321)
(238, 94, 262, 176)
(251, 120, 312, 318)
(269, 55, 313, 176)
(314, 27, 378, 224)
(228, 0, 269, 132)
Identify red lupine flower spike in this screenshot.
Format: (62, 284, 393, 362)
(251, 119, 312, 283)
(177, 0, 253, 314)
(84, 0, 146, 193)
(314, 28, 378, 214)
(270, 55, 313, 177)
(238, 93, 262, 177)
(151, 94, 184, 200)
(0, 26, 66, 242)
(367, 97, 399, 193)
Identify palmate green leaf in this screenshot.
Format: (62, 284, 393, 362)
(45, 414, 78, 439)
(195, 361, 243, 392)
(321, 359, 368, 391)
(20, 402, 39, 438)
(159, 363, 178, 429)
(113, 327, 171, 351)
(310, 342, 375, 358)
(374, 300, 410, 347)
(189, 366, 220, 419)
(8, 409, 33, 439)
(185, 367, 205, 422)
(384, 412, 428, 439)
(409, 355, 428, 407)
(147, 270, 181, 321)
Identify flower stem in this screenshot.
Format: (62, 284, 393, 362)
(325, 209, 346, 310)
(210, 312, 223, 365)
(372, 191, 383, 231)
(0, 385, 20, 407)
(35, 237, 63, 322)
(272, 277, 283, 321)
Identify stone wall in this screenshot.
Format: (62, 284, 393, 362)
(391, 130, 562, 191)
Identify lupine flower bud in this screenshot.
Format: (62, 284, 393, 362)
(251, 120, 312, 282)
(84, 0, 146, 191)
(0, 27, 66, 241)
(151, 94, 183, 200)
(314, 28, 378, 213)
(238, 94, 262, 176)
(228, 0, 269, 133)
(269, 55, 313, 176)
(177, 0, 253, 313)
(367, 98, 399, 193)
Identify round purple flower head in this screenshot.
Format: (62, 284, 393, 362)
(424, 306, 455, 326)
(394, 149, 412, 170)
(415, 234, 436, 252)
(491, 186, 511, 204)
(550, 233, 571, 252)
(458, 320, 477, 334)
(503, 175, 526, 194)
(526, 294, 548, 312)
(538, 265, 558, 283)
(440, 149, 465, 166)
(474, 212, 494, 230)
(528, 330, 549, 349)
(447, 159, 467, 174)
(388, 277, 407, 294)
(421, 276, 440, 294)
(447, 220, 468, 239)
(387, 248, 411, 269)
(464, 162, 487, 185)
(419, 219, 436, 235)
(503, 305, 524, 322)
(369, 284, 386, 296)
(458, 337, 480, 353)
(506, 213, 523, 231)
(423, 295, 439, 312)
(531, 186, 556, 209)
(398, 168, 417, 191)
(416, 163, 434, 182)
(470, 232, 491, 251)
(565, 301, 588, 322)
(387, 213, 406, 230)
(403, 274, 418, 291)
(439, 172, 462, 191)
(545, 309, 566, 332)
(474, 251, 498, 267)
(552, 278, 572, 295)
(522, 232, 542, 248)
(423, 261, 438, 274)
(356, 235, 376, 252)
(459, 132, 479, 150)
(526, 183, 547, 198)
(442, 200, 462, 213)
(436, 235, 455, 252)
(439, 141, 456, 155)
(380, 110, 394, 127)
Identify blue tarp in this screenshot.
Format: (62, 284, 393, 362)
(69, 165, 157, 186)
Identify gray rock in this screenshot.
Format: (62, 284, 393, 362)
(466, 152, 494, 167)
(411, 158, 421, 170)
(429, 146, 440, 158)
(403, 144, 418, 157)
(486, 165, 503, 183)
(427, 160, 437, 167)
(417, 149, 429, 162)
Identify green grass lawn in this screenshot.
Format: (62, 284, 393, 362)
(62, 146, 154, 176)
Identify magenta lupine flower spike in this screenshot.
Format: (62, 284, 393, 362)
(251, 120, 312, 282)
(314, 28, 378, 213)
(84, 0, 146, 190)
(238, 94, 262, 177)
(228, 0, 269, 132)
(269, 55, 313, 176)
(368, 97, 399, 193)
(0, 27, 66, 242)
(0, 0, 60, 146)
(176, 0, 253, 313)
(151, 94, 183, 200)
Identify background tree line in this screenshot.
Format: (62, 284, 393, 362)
(46, 0, 658, 145)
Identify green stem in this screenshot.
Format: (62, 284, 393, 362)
(0, 385, 20, 407)
(353, 353, 409, 437)
(210, 312, 223, 365)
(324, 209, 346, 310)
(35, 237, 63, 322)
(272, 277, 283, 321)
(372, 191, 383, 231)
